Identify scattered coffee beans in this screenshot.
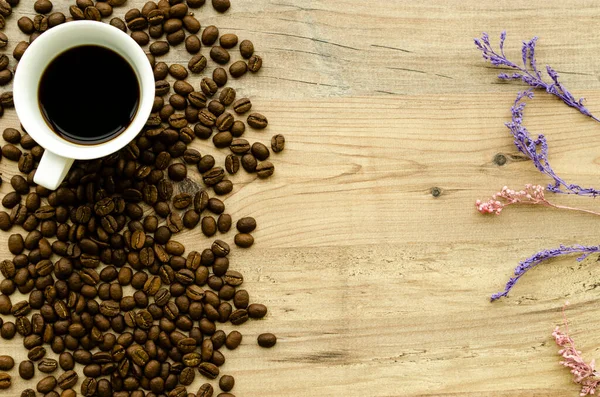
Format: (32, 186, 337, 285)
(0, 1, 279, 395)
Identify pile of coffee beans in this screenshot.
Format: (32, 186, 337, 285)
(0, 0, 285, 396)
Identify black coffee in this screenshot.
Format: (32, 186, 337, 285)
(39, 45, 139, 145)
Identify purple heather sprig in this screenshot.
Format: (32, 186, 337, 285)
(474, 31, 599, 121)
(506, 91, 600, 197)
(491, 245, 600, 301)
(553, 304, 600, 396)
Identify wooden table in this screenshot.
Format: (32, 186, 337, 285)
(3, 0, 600, 396)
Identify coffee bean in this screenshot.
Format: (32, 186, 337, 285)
(188, 53, 207, 73)
(18, 16, 34, 33)
(210, 46, 230, 64)
(232, 98, 251, 114)
(150, 41, 170, 56)
(131, 31, 150, 46)
(155, 80, 170, 96)
(201, 78, 218, 97)
(213, 67, 228, 86)
(248, 113, 268, 129)
(225, 330, 242, 350)
(80, 377, 97, 396)
(247, 303, 267, 319)
(0, 356, 13, 371)
(229, 61, 248, 78)
(224, 155, 240, 175)
(248, 55, 263, 72)
(127, 16, 147, 31)
(109, 17, 126, 31)
(198, 362, 219, 379)
(11, 174, 29, 194)
(38, 358, 58, 373)
(0, 372, 9, 389)
(257, 333, 277, 348)
(219, 33, 238, 49)
(70, 5, 84, 19)
(201, 216, 217, 236)
(96, 2, 112, 17)
(164, 18, 182, 33)
(219, 374, 235, 392)
(19, 360, 34, 380)
(8, 233, 24, 254)
(169, 64, 188, 80)
(212, 0, 230, 12)
(170, 94, 187, 109)
(202, 25, 218, 45)
(0, 69, 11, 85)
(240, 153, 257, 173)
(84, 6, 101, 21)
(174, 80, 194, 96)
(167, 29, 186, 45)
(37, 375, 57, 393)
(239, 39, 254, 58)
(271, 134, 285, 153)
(230, 138, 250, 154)
(251, 142, 270, 160)
(256, 161, 275, 178)
(197, 383, 214, 397)
(168, 163, 187, 181)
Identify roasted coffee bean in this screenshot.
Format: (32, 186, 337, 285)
(232, 98, 251, 114)
(169, 64, 188, 80)
(230, 138, 250, 154)
(248, 113, 268, 129)
(188, 54, 207, 73)
(257, 333, 277, 348)
(164, 18, 182, 33)
(170, 94, 187, 109)
(167, 29, 185, 45)
(213, 67, 228, 86)
(207, 198, 225, 214)
(37, 375, 57, 393)
(208, 99, 225, 116)
(174, 80, 194, 96)
(202, 25, 218, 45)
(271, 134, 285, 153)
(3, 143, 22, 160)
(80, 377, 97, 396)
(185, 34, 201, 54)
(219, 375, 235, 392)
(168, 163, 187, 181)
(3, 127, 20, 143)
(0, 356, 13, 370)
(131, 30, 149, 45)
(225, 155, 240, 175)
(96, 2, 112, 17)
(203, 167, 225, 186)
(211, 240, 230, 257)
(201, 216, 217, 236)
(210, 46, 230, 65)
(150, 41, 170, 56)
(229, 61, 248, 78)
(19, 360, 34, 379)
(8, 234, 24, 254)
(34, 0, 53, 13)
(197, 383, 214, 397)
(18, 16, 34, 33)
(225, 330, 242, 350)
(211, 131, 231, 148)
(198, 362, 219, 379)
(216, 112, 234, 131)
(0, 69, 11, 85)
(229, 309, 248, 325)
(239, 39, 254, 58)
(109, 17, 126, 31)
(252, 142, 270, 160)
(38, 358, 58, 373)
(201, 78, 218, 97)
(256, 161, 275, 178)
(214, 180, 233, 195)
(0, 373, 9, 389)
(248, 54, 263, 72)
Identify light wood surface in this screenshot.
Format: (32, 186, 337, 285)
(2, 0, 600, 396)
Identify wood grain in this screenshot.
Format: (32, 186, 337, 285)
(0, 0, 600, 396)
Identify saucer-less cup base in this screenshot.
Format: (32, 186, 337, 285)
(13, 21, 155, 190)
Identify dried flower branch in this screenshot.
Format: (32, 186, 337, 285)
(476, 184, 600, 216)
(553, 304, 600, 396)
(474, 31, 599, 121)
(505, 91, 600, 197)
(491, 245, 600, 301)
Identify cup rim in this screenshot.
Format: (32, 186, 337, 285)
(13, 21, 155, 160)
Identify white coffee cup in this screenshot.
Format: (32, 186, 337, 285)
(13, 21, 155, 190)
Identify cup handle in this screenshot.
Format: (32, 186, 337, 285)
(33, 151, 74, 190)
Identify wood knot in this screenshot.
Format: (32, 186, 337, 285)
(493, 153, 507, 166)
(431, 187, 442, 197)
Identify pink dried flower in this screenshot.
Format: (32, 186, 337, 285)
(476, 184, 600, 217)
(553, 304, 600, 396)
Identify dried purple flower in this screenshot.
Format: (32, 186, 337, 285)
(475, 31, 599, 121)
(491, 245, 600, 301)
(506, 92, 600, 197)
